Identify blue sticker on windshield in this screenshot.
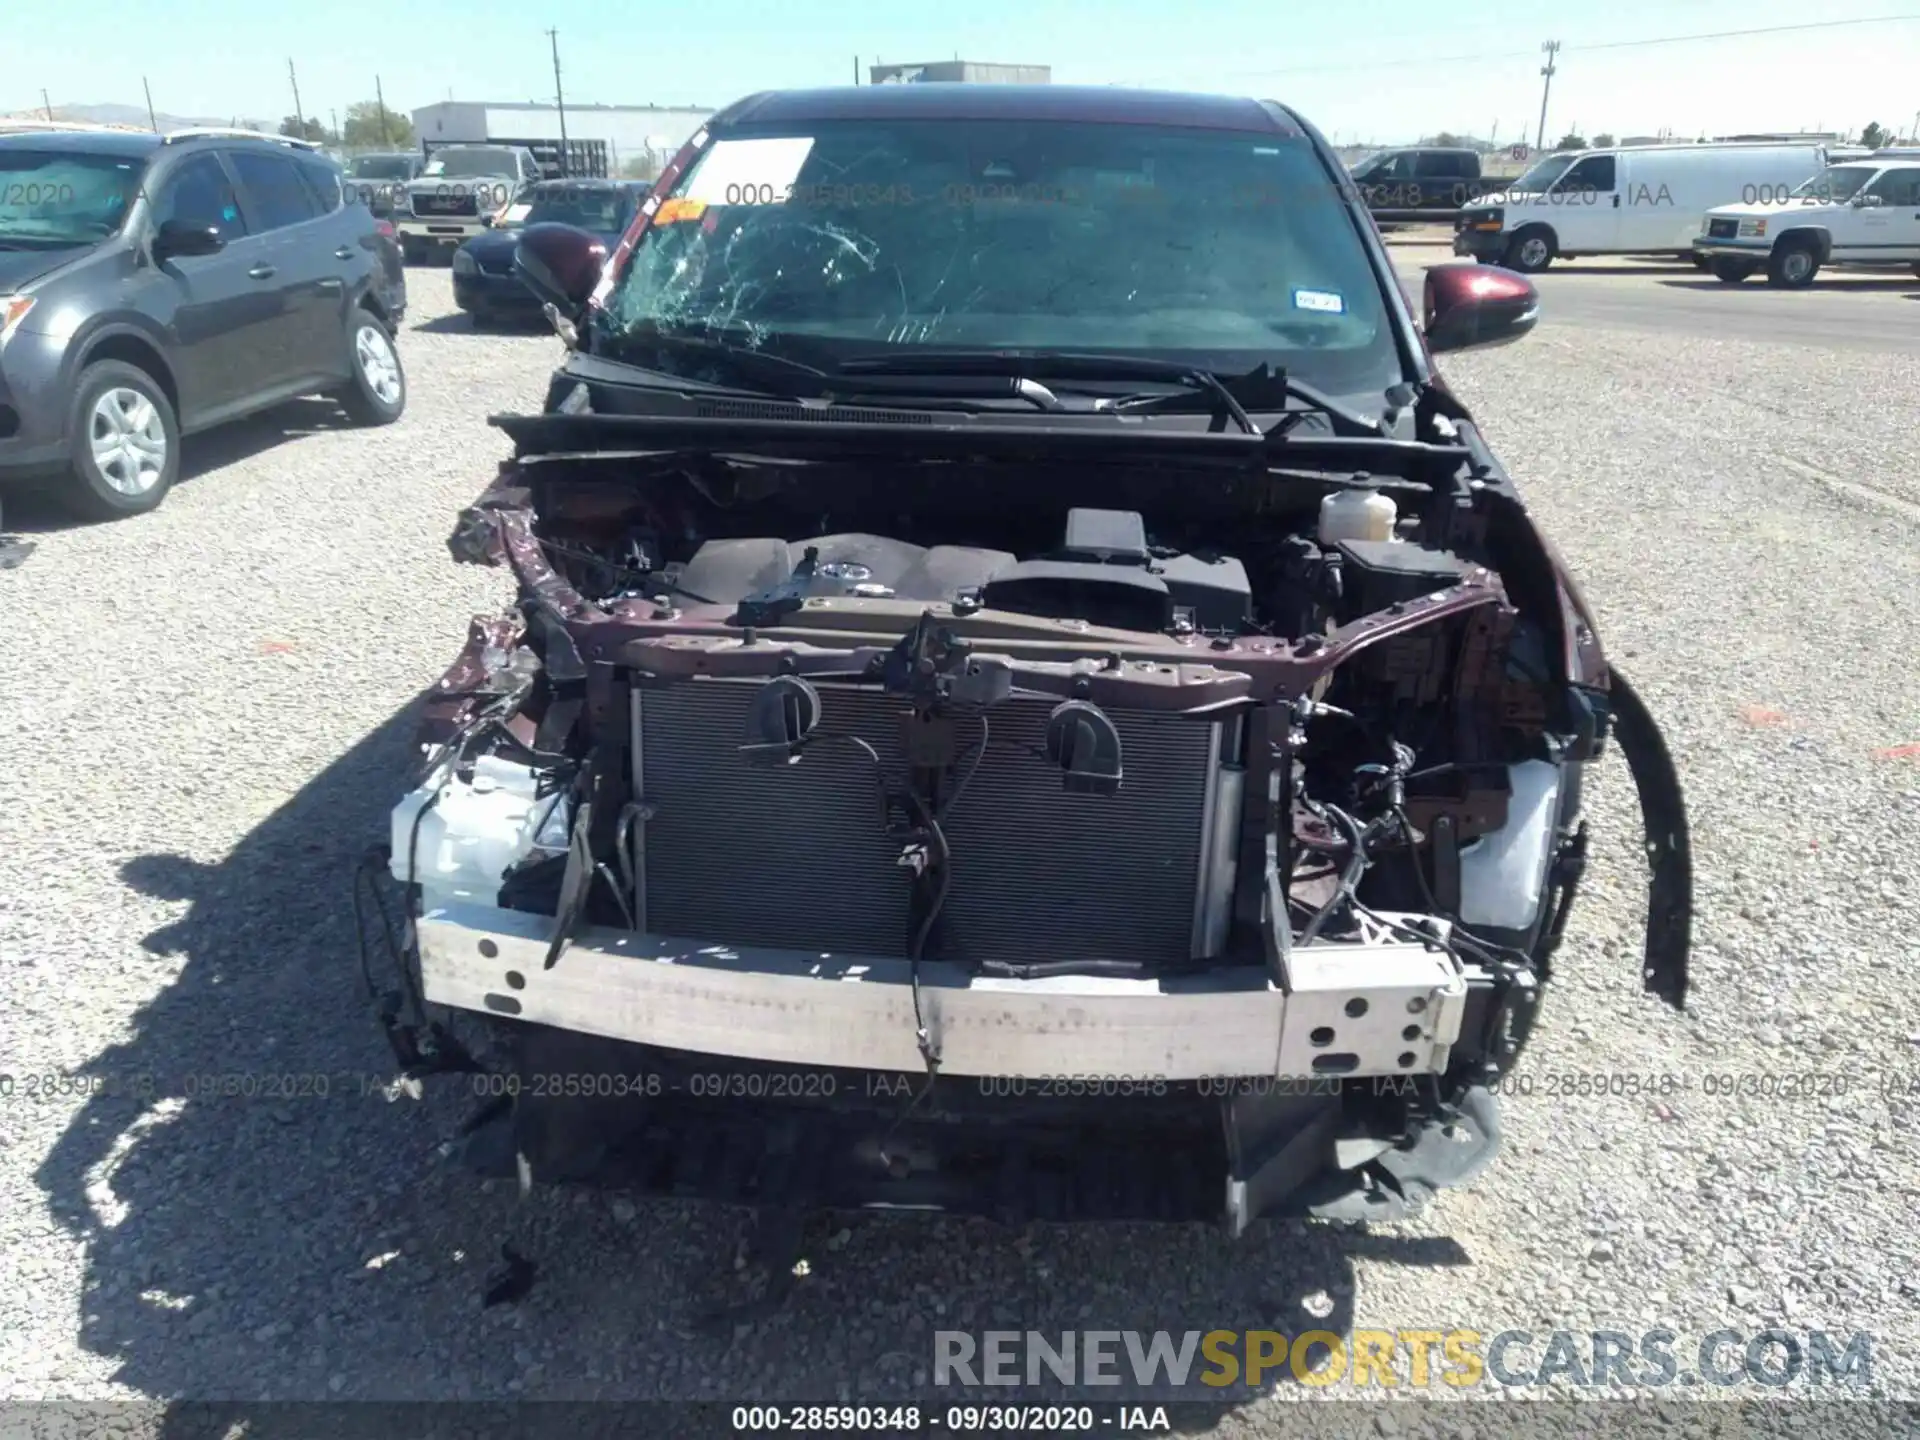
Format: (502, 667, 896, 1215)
(1293, 288, 1345, 314)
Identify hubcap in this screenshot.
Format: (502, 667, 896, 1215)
(1519, 238, 1548, 268)
(355, 323, 402, 406)
(88, 387, 168, 496)
(1784, 252, 1811, 283)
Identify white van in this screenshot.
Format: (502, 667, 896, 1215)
(1452, 142, 1831, 272)
(1693, 149, 1920, 286)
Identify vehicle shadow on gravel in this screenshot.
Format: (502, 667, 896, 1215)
(412, 314, 551, 336)
(33, 697, 1471, 1415)
(0, 401, 356, 536)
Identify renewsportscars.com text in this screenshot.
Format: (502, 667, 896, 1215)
(934, 1328, 1872, 1391)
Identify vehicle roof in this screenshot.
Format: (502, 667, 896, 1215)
(1865, 147, 1920, 159)
(718, 85, 1301, 135)
(0, 128, 163, 158)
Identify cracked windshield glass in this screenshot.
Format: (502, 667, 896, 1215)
(594, 119, 1400, 400)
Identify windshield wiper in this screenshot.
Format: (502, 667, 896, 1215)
(1105, 363, 1384, 439)
(836, 349, 1261, 435)
(601, 328, 834, 399)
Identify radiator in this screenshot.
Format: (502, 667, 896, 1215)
(631, 679, 1231, 968)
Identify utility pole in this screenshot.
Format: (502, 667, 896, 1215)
(331, 108, 340, 144)
(143, 78, 159, 131)
(375, 76, 392, 148)
(547, 29, 570, 176)
(289, 59, 305, 132)
(1535, 40, 1560, 153)
(41, 89, 54, 121)
(854, 55, 860, 85)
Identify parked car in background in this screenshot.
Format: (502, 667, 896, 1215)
(344, 151, 426, 220)
(1348, 146, 1501, 222)
(0, 127, 406, 520)
(451, 178, 648, 328)
(377, 83, 1691, 1242)
(1453, 141, 1831, 272)
(1693, 149, 1920, 286)
(397, 143, 543, 263)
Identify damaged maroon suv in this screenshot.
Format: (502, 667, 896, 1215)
(363, 85, 1692, 1252)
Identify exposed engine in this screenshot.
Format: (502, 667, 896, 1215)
(376, 447, 1678, 1229)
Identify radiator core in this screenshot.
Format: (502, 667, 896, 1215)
(631, 679, 1226, 968)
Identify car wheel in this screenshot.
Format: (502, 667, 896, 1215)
(400, 236, 425, 265)
(1766, 239, 1820, 289)
(335, 311, 407, 425)
(1503, 227, 1556, 273)
(1710, 258, 1757, 283)
(1687, 253, 1710, 270)
(468, 309, 494, 332)
(60, 360, 180, 521)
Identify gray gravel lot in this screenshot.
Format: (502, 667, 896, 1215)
(2, 267, 1917, 1435)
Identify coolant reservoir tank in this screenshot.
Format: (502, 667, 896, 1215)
(1318, 488, 1398, 545)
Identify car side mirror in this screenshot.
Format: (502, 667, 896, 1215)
(1423, 262, 1539, 354)
(514, 221, 606, 320)
(1854, 192, 1883, 208)
(152, 219, 224, 262)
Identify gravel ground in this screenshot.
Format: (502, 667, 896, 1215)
(2, 268, 1917, 1437)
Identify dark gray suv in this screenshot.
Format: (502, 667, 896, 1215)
(0, 128, 408, 520)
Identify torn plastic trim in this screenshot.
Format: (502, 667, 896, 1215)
(1607, 666, 1692, 1010)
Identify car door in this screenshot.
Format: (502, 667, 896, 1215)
(1842, 165, 1920, 262)
(141, 151, 257, 424)
(1552, 152, 1619, 251)
(224, 148, 336, 391)
(1413, 151, 1469, 211)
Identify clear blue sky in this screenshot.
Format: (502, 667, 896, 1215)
(10, 0, 1919, 145)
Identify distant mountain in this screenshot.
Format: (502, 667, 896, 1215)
(1, 101, 276, 131)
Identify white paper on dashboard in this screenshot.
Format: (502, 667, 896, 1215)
(680, 137, 817, 204)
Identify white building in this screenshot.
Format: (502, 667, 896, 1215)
(411, 100, 716, 173)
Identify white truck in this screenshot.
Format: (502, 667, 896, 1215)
(396, 143, 543, 263)
(1692, 148, 1920, 287)
(1453, 141, 1831, 273)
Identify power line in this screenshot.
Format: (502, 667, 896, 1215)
(1188, 13, 1920, 81)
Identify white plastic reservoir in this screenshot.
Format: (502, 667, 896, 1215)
(1318, 488, 1398, 545)
(389, 753, 572, 906)
(1456, 760, 1562, 931)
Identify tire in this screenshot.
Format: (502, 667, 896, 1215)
(1766, 238, 1820, 289)
(1688, 253, 1710, 270)
(1503, 227, 1556, 273)
(467, 308, 494, 332)
(1911, 263, 1920, 279)
(59, 360, 180, 521)
(334, 311, 407, 426)
(400, 236, 425, 266)
(1710, 257, 1757, 284)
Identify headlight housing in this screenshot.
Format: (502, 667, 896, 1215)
(1737, 218, 1768, 238)
(0, 294, 35, 343)
(451, 249, 479, 276)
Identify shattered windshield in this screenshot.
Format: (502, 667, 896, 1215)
(424, 150, 518, 179)
(593, 118, 1401, 402)
(1789, 165, 1873, 203)
(0, 149, 143, 246)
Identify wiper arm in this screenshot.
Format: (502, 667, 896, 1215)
(607, 327, 834, 399)
(837, 348, 1259, 435)
(1106, 364, 1383, 440)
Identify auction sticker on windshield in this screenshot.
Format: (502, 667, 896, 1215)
(682, 137, 816, 206)
(1292, 288, 1346, 314)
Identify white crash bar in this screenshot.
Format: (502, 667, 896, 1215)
(417, 901, 1469, 1080)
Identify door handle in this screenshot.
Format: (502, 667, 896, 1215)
(1611, 194, 1620, 208)
(248, 264, 276, 280)
(335, 246, 355, 260)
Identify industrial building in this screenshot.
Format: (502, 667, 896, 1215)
(410, 100, 715, 175)
(868, 60, 1051, 85)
